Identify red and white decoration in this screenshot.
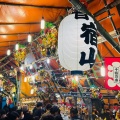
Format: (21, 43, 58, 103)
(105, 57, 120, 90)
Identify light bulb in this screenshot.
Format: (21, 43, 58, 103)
(12, 94, 15, 97)
(7, 49, 11, 56)
(75, 75, 79, 82)
(32, 76, 35, 82)
(24, 77, 27, 82)
(30, 89, 34, 94)
(0, 88, 3, 91)
(30, 64, 33, 69)
(28, 34, 32, 42)
(20, 66, 24, 71)
(41, 17, 45, 29)
(101, 66, 105, 76)
(47, 58, 50, 64)
(15, 44, 19, 50)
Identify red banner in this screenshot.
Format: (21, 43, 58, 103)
(105, 57, 120, 90)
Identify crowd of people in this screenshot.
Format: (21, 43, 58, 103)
(0, 102, 83, 120)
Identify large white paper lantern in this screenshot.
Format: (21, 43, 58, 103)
(58, 12, 97, 71)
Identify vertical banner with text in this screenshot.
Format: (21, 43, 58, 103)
(105, 57, 120, 90)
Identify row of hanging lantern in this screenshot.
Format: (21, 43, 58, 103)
(6, 17, 45, 56)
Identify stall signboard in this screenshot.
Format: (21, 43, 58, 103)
(105, 57, 120, 90)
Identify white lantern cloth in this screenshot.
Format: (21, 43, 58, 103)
(58, 12, 97, 71)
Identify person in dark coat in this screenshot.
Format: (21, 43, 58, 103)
(54, 115, 63, 120)
(17, 109, 24, 120)
(50, 106, 63, 120)
(0, 110, 7, 119)
(40, 103, 52, 120)
(32, 106, 37, 115)
(33, 102, 44, 119)
(22, 105, 33, 120)
(41, 114, 55, 120)
(7, 111, 19, 120)
(70, 107, 83, 120)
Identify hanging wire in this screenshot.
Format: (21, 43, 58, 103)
(0, 25, 55, 69)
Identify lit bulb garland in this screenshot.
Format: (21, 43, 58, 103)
(1, 22, 58, 73)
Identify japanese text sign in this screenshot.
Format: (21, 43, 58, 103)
(105, 57, 120, 90)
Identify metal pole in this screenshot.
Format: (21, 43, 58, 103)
(69, 0, 120, 53)
(51, 78, 63, 99)
(16, 72, 21, 103)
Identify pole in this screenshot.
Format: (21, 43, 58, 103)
(16, 71, 21, 103)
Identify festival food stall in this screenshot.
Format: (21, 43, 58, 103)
(0, 0, 120, 120)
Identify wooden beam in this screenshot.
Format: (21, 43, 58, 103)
(0, 2, 70, 9)
(0, 31, 39, 35)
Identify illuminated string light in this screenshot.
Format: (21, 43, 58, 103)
(24, 77, 27, 82)
(30, 89, 34, 94)
(32, 75, 35, 82)
(12, 94, 15, 97)
(101, 66, 105, 76)
(30, 64, 33, 69)
(15, 43, 19, 50)
(20, 65, 24, 71)
(75, 75, 79, 82)
(28, 34, 32, 43)
(41, 17, 45, 29)
(1, 24, 56, 71)
(47, 58, 50, 64)
(7, 49, 11, 56)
